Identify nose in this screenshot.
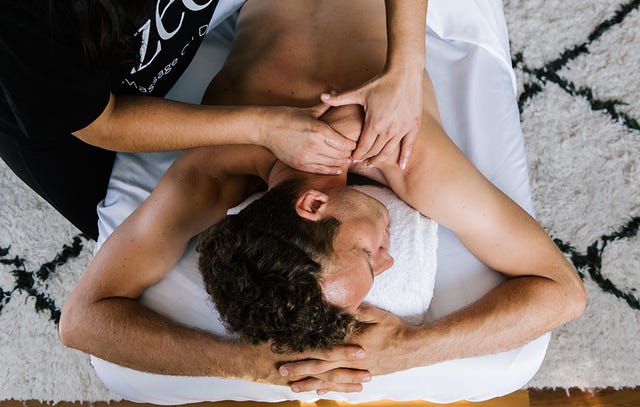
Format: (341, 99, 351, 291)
(372, 250, 394, 276)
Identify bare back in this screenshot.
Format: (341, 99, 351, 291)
(204, 0, 388, 107)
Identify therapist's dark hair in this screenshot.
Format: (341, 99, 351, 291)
(197, 180, 363, 353)
(66, 0, 147, 67)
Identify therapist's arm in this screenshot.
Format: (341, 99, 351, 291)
(73, 93, 354, 175)
(320, 0, 427, 168)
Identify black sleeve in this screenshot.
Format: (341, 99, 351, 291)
(0, 1, 111, 141)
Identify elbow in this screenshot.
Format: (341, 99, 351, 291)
(58, 301, 85, 351)
(561, 272, 587, 323)
(569, 283, 587, 321)
(72, 92, 116, 150)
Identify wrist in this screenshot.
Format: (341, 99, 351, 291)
(386, 49, 425, 73)
(240, 106, 267, 146)
(221, 340, 284, 385)
(251, 106, 272, 148)
(202, 337, 249, 378)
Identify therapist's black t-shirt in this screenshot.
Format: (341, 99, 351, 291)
(0, 0, 219, 142)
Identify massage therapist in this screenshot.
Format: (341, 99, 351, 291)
(0, 0, 427, 240)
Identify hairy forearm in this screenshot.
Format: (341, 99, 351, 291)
(73, 93, 262, 152)
(406, 275, 584, 368)
(385, 0, 427, 69)
(60, 297, 299, 386)
(60, 297, 256, 377)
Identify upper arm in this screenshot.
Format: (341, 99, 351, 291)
(70, 145, 272, 305)
(382, 115, 578, 287)
(72, 92, 115, 145)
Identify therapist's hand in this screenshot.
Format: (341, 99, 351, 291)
(259, 104, 356, 175)
(281, 305, 418, 394)
(320, 66, 424, 169)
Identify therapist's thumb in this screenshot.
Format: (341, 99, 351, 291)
(321, 89, 362, 107)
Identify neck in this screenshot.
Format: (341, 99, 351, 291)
(268, 161, 348, 191)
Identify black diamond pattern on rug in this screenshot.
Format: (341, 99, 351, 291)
(514, 0, 640, 310)
(0, 235, 88, 324)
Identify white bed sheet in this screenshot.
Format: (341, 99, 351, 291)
(91, 0, 550, 403)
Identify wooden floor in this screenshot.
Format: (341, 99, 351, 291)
(2, 388, 640, 407)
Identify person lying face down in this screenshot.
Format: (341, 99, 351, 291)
(59, 0, 585, 388)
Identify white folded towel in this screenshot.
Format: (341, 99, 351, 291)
(352, 185, 438, 325)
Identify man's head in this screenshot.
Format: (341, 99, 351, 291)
(197, 179, 393, 353)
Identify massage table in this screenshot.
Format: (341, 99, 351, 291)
(90, 0, 551, 403)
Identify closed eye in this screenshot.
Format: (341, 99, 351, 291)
(363, 250, 375, 281)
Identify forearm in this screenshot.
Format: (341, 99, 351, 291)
(384, 0, 427, 70)
(73, 93, 263, 152)
(59, 296, 290, 382)
(405, 276, 584, 368)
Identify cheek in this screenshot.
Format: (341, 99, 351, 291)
(347, 268, 374, 309)
(321, 269, 372, 312)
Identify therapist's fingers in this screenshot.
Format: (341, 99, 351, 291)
(301, 164, 346, 175)
(368, 138, 400, 167)
(307, 102, 333, 119)
(303, 104, 357, 152)
(305, 160, 351, 175)
(322, 132, 357, 153)
(320, 88, 364, 107)
(363, 131, 394, 164)
(352, 118, 381, 160)
(398, 129, 418, 170)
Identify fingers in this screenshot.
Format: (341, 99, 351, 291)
(364, 132, 394, 163)
(279, 345, 366, 378)
(302, 164, 343, 175)
(308, 102, 333, 119)
(311, 344, 366, 362)
(291, 378, 364, 395)
(367, 139, 399, 167)
(399, 129, 418, 170)
(322, 129, 357, 152)
(292, 147, 351, 175)
(354, 123, 418, 168)
(352, 119, 379, 160)
(300, 156, 350, 175)
(289, 370, 370, 394)
(355, 303, 386, 323)
(320, 88, 363, 107)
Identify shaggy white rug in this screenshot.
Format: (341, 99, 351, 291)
(1, 0, 639, 402)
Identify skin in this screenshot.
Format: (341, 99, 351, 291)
(71, 1, 426, 174)
(296, 185, 394, 312)
(60, 0, 586, 396)
(321, 0, 427, 168)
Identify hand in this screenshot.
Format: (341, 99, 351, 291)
(320, 66, 424, 169)
(243, 341, 370, 394)
(259, 104, 356, 175)
(281, 305, 418, 394)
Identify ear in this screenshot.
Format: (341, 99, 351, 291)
(295, 190, 330, 221)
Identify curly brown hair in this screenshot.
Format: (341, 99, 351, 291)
(197, 180, 363, 353)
